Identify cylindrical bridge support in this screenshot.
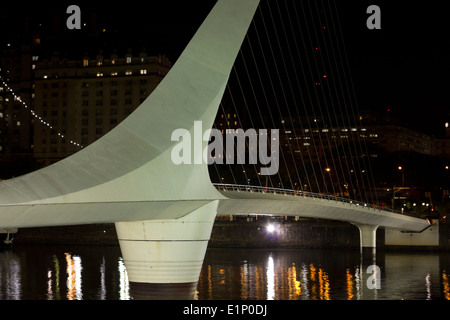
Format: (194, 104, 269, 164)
(115, 200, 218, 299)
(355, 223, 379, 262)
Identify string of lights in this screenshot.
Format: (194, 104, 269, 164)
(0, 75, 84, 149)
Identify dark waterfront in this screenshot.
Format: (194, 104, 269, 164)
(0, 244, 449, 300)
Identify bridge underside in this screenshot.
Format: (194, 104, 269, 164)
(0, 190, 429, 232)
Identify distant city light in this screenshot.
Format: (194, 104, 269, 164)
(0, 76, 83, 148)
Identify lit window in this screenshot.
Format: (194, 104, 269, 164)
(96, 72, 103, 77)
(126, 57, 132, 64)
(125, 70, 132, 76)
(83, 59, 89, 67)
(111, 72, 118, 76)
(140, 69, 147, 74)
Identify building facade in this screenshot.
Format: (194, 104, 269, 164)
(33, 52, 171, 166)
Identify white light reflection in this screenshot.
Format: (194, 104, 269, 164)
(267, 255, 275, 300)
(1, 256, 21, 300)
(240, 261, 249, 299)
(47, 270, 53, 300)
(99, 257, 106, 300)
(301, 263, 309, 299)
(355, 266, 362, 300)
(426, 274, 431, 300)
(73, 256, 83, 300)
(118, 257, 130, 300)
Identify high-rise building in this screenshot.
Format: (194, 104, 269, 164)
(32, 52, 171, 166)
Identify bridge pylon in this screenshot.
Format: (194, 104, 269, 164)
(115, 200, 218, 299)
(354, 223, 379, 262)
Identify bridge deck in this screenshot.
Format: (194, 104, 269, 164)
(214, 184, 430, 232)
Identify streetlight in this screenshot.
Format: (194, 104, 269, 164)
(398, 166, 404, 187)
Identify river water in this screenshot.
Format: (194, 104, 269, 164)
(0, 244, 449, 300)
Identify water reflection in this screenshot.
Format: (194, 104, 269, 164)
(267, 255, 274, 300)
(1, 245, 450, 300)
(0, 245, 130, 300)
(118, 257, 130, 300)
(442, 270, 450, 300)
(197, 248, 448, 300)
(0, 250, 21, 299)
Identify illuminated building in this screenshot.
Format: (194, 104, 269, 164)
(32, 52, 171, 166)
(280, 114, 447, 162)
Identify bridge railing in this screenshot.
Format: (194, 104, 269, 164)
(213, 183, 407, 216)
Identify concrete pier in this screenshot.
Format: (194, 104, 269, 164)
(355, 224, 379, 262)
(114, 200, 218, 299)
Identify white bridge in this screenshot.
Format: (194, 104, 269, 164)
(0, 0, 429, 299)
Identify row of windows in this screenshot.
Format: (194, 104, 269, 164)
(41, 69, 163, 80)
(40, 79, 151, 89)
(81, 98, 143, 106)
(80, 118, 119, 126)
(81, 108, 132, 117)
(83, 55, 167, 67)
(39, 97, 144, 108)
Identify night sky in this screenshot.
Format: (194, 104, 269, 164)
(1, 0, 449, 135)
